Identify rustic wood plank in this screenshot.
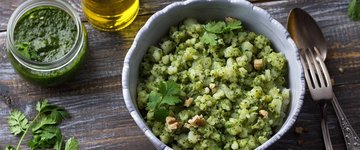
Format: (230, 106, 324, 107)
(1, 0, 360, 150)
(0, 1, 22, 31)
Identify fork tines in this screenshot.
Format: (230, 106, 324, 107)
(300, 47, 333, 100)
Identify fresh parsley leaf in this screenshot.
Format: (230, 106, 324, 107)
(224, 18, 242, 32)
(348, 0, 360, 20)
(65, 137, 79, 150)
(163, 81, 181, 96)
(159, 81, 167, 96)
(7, 99, 77, 150)
(30, 127, 62, 150)
(36, 99, 48, 113)
(40, 105, 70, 123)
(36, 99, 70, 123)
(5, 145, 15, 150)
(54, 135, 63, 150)
(147, 91, 162, 110)
(147, 81, 182, 121)
(204, 21, 226, 33)
(32, 117, 57, 132)
(201, 18, 242, 46)
(154, 108, 169, 121)
(161, 95, 181, 106)
(49, 108, 70, 123)
(28, 134, 41, 149)
(200, 32, 217, 46)
(8, 109, 29, 135)
(39, 126, 60, 141)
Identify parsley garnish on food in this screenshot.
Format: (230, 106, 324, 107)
(147, 81, 182, 121)
(200, 17, 242, 46)
(348, 0, 360, 20)
(6, 99, 79, 150)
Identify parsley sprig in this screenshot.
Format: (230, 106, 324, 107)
(147, 81, 182, 121)
(200, 17, 242, 46)
(6, 99, 78, 150)
(348, 0, 360, 20)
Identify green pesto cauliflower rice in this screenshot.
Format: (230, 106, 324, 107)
(136, 18, 289, 150)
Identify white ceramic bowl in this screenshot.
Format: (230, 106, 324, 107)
(122, 0, 305, 149)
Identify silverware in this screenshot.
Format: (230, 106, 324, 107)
(302, 47, 360, 150)
(300, 48, 334, 150)
(287, 8, 333, 150)
(288, 8, 360, 150)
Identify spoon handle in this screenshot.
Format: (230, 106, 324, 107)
(331, 93, 360, 150)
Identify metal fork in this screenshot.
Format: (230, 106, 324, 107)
(301, 47, 333, 150)
(301, 47, 360, 150)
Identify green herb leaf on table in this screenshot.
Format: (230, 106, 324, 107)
(6, 99, 76, 150)
(43, 105, 70, 122)
(32, 117, 57, 132)
(147, 81, 182, 121)
(38, 126, 61, 140)
(29, 126, 62, 150)
(5, 145, 15, 150)
(8, 109, 29, 135)
(64, 137, 79, 150)
(348, 0, 360, 20)
(36, 99, 49, 113)
(54, 135, 63, 150)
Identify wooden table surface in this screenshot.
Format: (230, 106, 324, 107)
(1, 0, 359, 149)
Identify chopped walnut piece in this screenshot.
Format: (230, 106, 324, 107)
(254, 59, 263, 71)
(168, 122, 181, 130)
(166, 116, 181, 131)
(295, 126, 304, 135)
(166, 116, 176, 124)
(209, 83, 217, 94)
(184, 97, 194, 107)
(184, 123, 191, 129)
(259, 110, 268, 119)
(188, 115, 206, 128)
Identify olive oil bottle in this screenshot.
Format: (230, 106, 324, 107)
(81, 0, 139, 31)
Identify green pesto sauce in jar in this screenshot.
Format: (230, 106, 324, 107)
(14, 7, 77, 62)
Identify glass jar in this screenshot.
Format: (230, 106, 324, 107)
(6, 0, 87, 86)
(81, 0, 139, 31)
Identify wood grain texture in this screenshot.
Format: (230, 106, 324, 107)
(0, 0, 359, 150)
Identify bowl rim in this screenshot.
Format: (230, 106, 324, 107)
(122, 0, 305, 149)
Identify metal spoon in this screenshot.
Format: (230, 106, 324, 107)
(288, 8, 360, 150)
(288, 8, 327, 60)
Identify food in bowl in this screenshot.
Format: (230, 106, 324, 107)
(136, 18, 289, 149)
(14, 7, 77, 62)
(6, 0, 87, 86)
